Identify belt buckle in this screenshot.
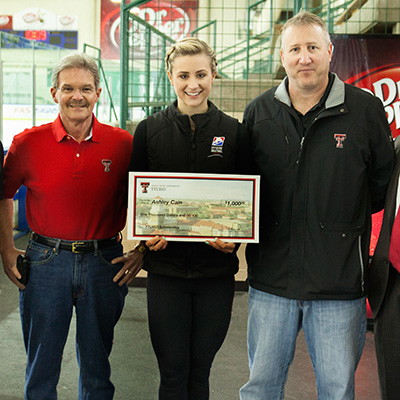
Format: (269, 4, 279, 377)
(72, 241, 85, 253)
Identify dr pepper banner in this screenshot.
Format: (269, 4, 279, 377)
(101, 0, 198, 59)
(330, 35, 400, 253)
(331, 35, 400, 140)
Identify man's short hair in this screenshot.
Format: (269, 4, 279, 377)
(51, 53, 100, 89)
(280, 11, 331, 48)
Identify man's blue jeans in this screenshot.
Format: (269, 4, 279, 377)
(20, 238, 128, 400)
(240, 287, 366, 400)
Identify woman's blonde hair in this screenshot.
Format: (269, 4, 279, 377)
(165, 37, 217, 75)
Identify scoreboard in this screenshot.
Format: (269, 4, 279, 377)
(2, 29, 78, 49)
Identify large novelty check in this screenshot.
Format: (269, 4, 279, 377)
(127, 172, 260, 243)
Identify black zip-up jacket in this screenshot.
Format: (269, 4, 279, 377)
(244, 73, 394, 300)
(130, 101, 253, 279)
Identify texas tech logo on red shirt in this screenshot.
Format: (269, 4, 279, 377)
(101, 159, 112, 172)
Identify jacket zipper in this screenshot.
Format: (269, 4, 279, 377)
(188, 118, 196, 278)
(296, 136, 305, 163)
(190, 119, 196, 172)
(358, 235, 365, 294)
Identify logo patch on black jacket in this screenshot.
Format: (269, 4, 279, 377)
(334, 133, 346, 148)
(210, 136, 225, 156)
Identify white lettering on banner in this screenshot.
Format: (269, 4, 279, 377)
(138, 7, 189, 38)
(362, 77, 400, 130)
(110, 16, 120, 50)
(390, 102, 400, 129)
(108, 5, 191, 53)
(372, 78, 400, 106)
(2, 104, 59, 148)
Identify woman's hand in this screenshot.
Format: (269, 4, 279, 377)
(205, 238, 235, 254)
(146, 235, 168, 251)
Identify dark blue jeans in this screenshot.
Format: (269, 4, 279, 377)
(20, 238, 128, 400)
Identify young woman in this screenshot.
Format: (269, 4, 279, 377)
(130, 37, 252, 400)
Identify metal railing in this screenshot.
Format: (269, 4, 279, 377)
(120, 0, 177, 129)
(83, 43, 118, 122)
(191, 20, 217, 50)
(118, 0, 399, 125)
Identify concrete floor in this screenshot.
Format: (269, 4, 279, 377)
(0, 235, 381, 399)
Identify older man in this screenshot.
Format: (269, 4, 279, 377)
(0, 53, 142, 399)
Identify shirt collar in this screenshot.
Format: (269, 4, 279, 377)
(276, 72, 337, 109)
(52, 114, 102, 143)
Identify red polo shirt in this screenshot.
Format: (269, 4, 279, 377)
(4, 115, 133, 240)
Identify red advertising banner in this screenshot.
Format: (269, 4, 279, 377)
(101, 0, 198, 59)
(331, 35, 400, 256)
(330, 36, 400, 319)
(331, 35, 400, 140)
